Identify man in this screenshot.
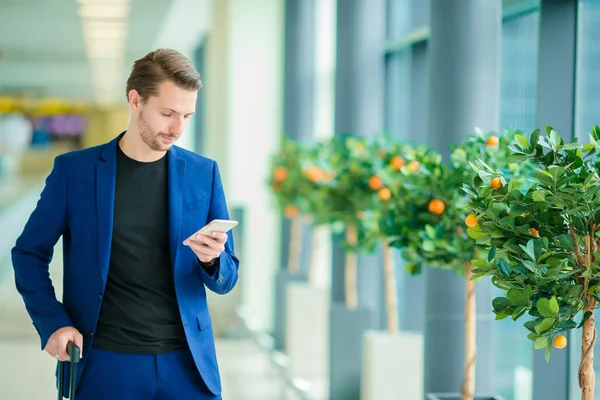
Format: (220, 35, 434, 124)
(11, 48, 239, 399)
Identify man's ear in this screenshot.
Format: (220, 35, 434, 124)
(127, 90, 142, 110)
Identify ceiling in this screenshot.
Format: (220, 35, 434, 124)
(0, 0, 211, 105)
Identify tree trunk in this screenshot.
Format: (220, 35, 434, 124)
(382, 240, 399, 335)
(579, 235, 596, 400)
(287, 216, 302, 273)
(462, 262, 476, 400)
(345, 226, 358, 309)
(579, 296, 596, 400)
(307, 224, 321, 286)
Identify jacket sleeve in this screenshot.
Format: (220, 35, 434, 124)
(11, 156, 73, 349)
(197, 161, 240, 295)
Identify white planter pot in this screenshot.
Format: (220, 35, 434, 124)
(361, 330, 423, 400)
(285, 283, 330, 377)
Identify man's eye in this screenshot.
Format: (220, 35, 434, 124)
(162, 113, 172, 117)
(184, 115, 190, 120)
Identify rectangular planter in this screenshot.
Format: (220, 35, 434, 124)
(285, 283, 330, 377)
(360, 330, 423, 400)
(330, 303, 375, 400)
(273, 269, 306, 350)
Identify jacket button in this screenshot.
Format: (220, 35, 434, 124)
(89, 332, 94, 337)
(99, 294, 103, 300)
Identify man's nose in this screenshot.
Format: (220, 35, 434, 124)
(169, 118, 184, 134)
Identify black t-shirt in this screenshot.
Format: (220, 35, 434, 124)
(92, 144, 187, 354)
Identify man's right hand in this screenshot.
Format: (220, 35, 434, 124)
(44, 326, 83, 362)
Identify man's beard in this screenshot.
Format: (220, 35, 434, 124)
(138, 110, 177, 151)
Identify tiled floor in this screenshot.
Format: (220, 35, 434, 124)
(0, 243, 294, 400)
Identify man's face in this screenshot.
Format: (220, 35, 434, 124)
(134, 80, 197, 152)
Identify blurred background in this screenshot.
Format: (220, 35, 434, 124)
(0, 0, 598, 399)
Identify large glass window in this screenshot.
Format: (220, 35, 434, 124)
(500, 11, 540, 136)
(495, 9, 541, 400)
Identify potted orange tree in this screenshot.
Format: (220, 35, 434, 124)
(359, 135, 437, 400)
(391, 130, 531, 400)
(267, 136, 315, 350)
(465, 126, 600, 400)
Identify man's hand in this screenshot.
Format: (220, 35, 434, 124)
(45, 326, 83, 361)
(184, 231, 228, 263)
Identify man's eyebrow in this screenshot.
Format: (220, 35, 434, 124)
(160, 108, 195, 116)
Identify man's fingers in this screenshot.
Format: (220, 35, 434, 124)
(73, 333, 84, 359)
(210, 231, 228, 243)
(57, 336, 70, 361)
(186, 240, 221, 260)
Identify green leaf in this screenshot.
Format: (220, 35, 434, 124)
(515, 134, 530, 150)
(559, 234, 574, 250)
(535, 336, 548, 350)
(537, 298, 558, 318)
(493, 297, 511, 312)
(532, 191, 546, 202)
(559, 320, 577, 330)
(549, 296, 560, 314)
(538, 318, 556, 333)
(545, 342, 552, 362)
(467, 225, 487, 240)
(530, 129, 540, 147)
(488, 247, 497, 262)
(550, 130, 562, 148)
(424, 225, 435, 240)
(508, 153, 528, 163)
(497, 259, 512, 277)
(563, 142, 583, 150)
(422, 241, 435, 252)
(527, 332, 539, 341)
(512, 305, 528, 320)
(507, 288, 530, 306)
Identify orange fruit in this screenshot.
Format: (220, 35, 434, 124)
(379, 187, 391, 201)
(274, 166, 288, 182)
(465, 213, 478, 228)
(554, 335, 567, 349)
(409, 160, 420, 172)
(285, 205, 300, 219)
(491, 177, 503, 190)
(428, 199, 445, 215)
(529, 227, 539, 237)
(391, 156, 406, 171)
(369, 175, 383, 190)
(487, 135, 499, 147)
(307, 166, 323, 183)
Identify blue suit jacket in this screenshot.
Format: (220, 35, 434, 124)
(11, 133, 239, 396)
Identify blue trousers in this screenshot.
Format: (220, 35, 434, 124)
(76, 348, 222, 400)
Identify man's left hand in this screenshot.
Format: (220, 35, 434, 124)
(184, 231, 228, 263)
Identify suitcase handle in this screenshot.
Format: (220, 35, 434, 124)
(57, 342, 81, 400)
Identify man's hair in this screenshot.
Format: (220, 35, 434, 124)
(125, 48, 202, 102)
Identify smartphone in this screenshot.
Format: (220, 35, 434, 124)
(186, 219, 238, 242)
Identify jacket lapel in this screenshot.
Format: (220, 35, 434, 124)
(167, 146, 185, 269)
(96, 135, 120, 287)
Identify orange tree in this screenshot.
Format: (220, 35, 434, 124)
(360, 136, 439, 335)
(387, 129, 532, 400)
(465, 126, 600, 400)
(306, 134, 387, 308)
(267, 136, 316, 273)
